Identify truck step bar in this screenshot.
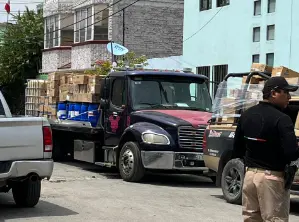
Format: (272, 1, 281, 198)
(95, 162, 115, 167)
(102, 146, 118, 150)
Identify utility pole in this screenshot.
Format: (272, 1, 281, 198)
(122, 8, 125, 46)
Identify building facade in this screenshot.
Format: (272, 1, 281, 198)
(41, 0, 184, 73)
(183, 0, 299, 96)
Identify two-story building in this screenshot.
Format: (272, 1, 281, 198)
(183, 0, 299, 96)
(41, 0, 184, 73)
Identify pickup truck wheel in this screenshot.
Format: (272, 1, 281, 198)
(119, 141, 145, 182)
(12, 176, 41, 207)
(221, 158, 244, 205)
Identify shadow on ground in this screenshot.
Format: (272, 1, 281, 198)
(0, 193, 78, 221)
(56, 161, 216, 188)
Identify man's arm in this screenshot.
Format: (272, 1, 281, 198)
(232, 117, 246, 159)
(277, 115, 299, 163)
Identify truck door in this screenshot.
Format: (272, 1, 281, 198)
(104, 77, 127, 146)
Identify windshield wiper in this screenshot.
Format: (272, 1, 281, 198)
(138, 103, 170, 109)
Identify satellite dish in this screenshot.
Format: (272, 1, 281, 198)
(107, 42, 129, 56)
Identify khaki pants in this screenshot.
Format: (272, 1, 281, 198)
(242, 168, 290, 222)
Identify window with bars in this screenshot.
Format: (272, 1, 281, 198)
(212, 65, 228, 97)
(197, 66, 210, 90)
(44, 15, 59, 49)
(200, 0, 212, 11)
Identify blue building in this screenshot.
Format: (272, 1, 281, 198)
(183, 0, 298, 96)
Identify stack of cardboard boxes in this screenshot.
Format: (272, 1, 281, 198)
(219, 63, 299, 125)
(36, 71, 104, 119)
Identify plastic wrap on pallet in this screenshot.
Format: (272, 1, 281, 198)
(212, 80, 264, 118)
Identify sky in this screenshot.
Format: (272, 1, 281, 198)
(0, 1, 41, 23)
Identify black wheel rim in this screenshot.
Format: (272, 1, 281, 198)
(225, 168, 241, 197)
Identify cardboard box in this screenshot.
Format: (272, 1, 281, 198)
(88, 76, 103, 85)
(242, 75, 264, 84)
(295, 113, 299, 129)
(74, 93, 100, 103)
(88, 84, 102, 94)
(251, 63, 273, 73)
(48, 80, 60, 89)
(59, 92, 72, 101)
(47, 88, 59, 97)
(49, 96, 59, 104)
(48, 72, 61, 81)
(67, 75, 73, 84)
(39, 105, 48, 112)
(73, 75, 89, 84)
(272, 66, 299, 78)
(286, 77, 299, 85)
(221, 98, 238, 114)
(74, 84, 88, 94)
(59, 84, 72, 93)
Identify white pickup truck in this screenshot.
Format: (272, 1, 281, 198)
(0, 92, 54, 207)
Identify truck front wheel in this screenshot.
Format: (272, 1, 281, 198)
(12, 175, 41, 207)
(221, 158, 244, 205)
(119, 141, 145, 182)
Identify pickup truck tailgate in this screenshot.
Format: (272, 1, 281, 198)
(0, 117, 45, 161)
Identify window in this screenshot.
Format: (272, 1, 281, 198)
(197, 66, 210, 90)
(254, 0, 261, 16)
(252, 54, 260, 63)
(130, 77, 212, 112)
(75, 6, 109, 42)
(44, 15, 59, 49)
(253, 27, 260, 42)
(200, 0, 212, 11)
(75, 7, 93, 43)
(268, 0, 276, 13)
(111, 79, 126, 107)
(266, 53, 274, 66)
(267, 25, 275, 40)
(217, 0, 229, 7)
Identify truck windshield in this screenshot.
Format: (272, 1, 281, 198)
(130, 76, 212, 112)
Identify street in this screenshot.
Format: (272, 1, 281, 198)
(0, 162, 299, 222)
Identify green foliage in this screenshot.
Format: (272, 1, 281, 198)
(86, 60, 113, 76)
(0, 7, 43, 114)
(116, 51, 148, 68)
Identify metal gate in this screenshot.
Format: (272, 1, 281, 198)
(212, 64, 228, 97)
(196, 66, 210, 90)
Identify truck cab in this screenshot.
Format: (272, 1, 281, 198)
(51, 70, 213, 182)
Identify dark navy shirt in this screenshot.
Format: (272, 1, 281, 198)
(232, 101, 299, 171)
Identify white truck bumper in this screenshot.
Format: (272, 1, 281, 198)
(0, 159, 54, 180)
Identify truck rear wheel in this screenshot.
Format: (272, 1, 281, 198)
(119, 141, 145, 182)
(12, 175, 41, 207)
(221, 158, 244, 205)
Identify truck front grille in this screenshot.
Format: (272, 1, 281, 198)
(178, 126, 206, 151)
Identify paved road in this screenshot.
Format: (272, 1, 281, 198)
(0, 162, 299, 222)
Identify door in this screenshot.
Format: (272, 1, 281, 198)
(104, 77, 127, 146)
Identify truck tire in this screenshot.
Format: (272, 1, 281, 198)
(12, 176, 41, 207)
(221, 158, 244, 205)
(119, 141, 145, 182)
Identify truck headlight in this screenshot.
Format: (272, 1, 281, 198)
(141, 132, 170, 145)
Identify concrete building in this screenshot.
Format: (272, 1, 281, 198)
(41, 0, 184, 73)
(183, 0, 298, 96)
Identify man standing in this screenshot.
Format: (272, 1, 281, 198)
(232, 76, 299, 221)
